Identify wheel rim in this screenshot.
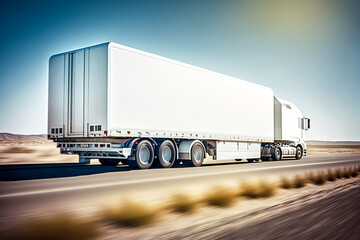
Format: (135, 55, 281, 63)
(139, 146, 150, 164)
(162, 146, 172, 163)
(297, 148, 301, 158)
(276, 149, 280, 159)
(193, 145, 202, 162)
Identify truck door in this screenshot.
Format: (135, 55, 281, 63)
(64, 50, 87, 137)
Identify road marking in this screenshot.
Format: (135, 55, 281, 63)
(0, 159, 359, 198)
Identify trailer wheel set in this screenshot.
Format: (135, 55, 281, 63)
(91, 138, 304, 169)
(124, 139, 205, 169)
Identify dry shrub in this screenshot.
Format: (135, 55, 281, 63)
(350, 166, 359, 177)
(169, 193, 197, 214)
(240, 181, 276, 198)
(203, 186, 236, 207)
(327, 170, 337, 182)
(310, 172, 327, 185)
(280, 177, 292, 189)
(335, 169, 344, 179)
(259, 182, 276, 197)
(9, 214, 98, 240)
(105, 200, 158, 227)
(307, 172, 315, 183)
(293, 175, 306, 188)
(343, 168, 351, 178)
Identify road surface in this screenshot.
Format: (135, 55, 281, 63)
(0, 154, 359, 232)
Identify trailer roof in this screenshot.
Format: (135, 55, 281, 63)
(50, 41, 273, 93)
(109, 42, 273, 92)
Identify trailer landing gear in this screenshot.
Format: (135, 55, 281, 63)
(79, 155, 90, 164)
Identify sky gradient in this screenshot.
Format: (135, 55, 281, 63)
(0, 0, 359, 140)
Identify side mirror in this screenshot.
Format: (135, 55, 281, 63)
(304, 118, 310, 130)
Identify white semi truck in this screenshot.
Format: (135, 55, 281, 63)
(48, 42, 310, 169)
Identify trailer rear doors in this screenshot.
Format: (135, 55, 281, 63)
(48, 43, 109, 139)
(66, 50, 86, 136)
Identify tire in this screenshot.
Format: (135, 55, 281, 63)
(128, 140, 154, 169)
(247, 159, 255, 163)
(156, 140, 176, 168)
(261, 157, 270, 161)
(272, 147, 282, 161)
(99, 159, 120, 166)
(183, 142, 205, 167)
(295, 145, 303, 160)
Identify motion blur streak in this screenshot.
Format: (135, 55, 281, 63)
(0, 0, 359, 140)
(0, 159, 357, 198)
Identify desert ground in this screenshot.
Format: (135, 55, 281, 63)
(100, 177, 360, 240)
(1, 134, 360, 239)
(0, 141, 78, 165)
(307, 145, 360, 155)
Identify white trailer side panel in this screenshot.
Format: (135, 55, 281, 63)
(216, 141, 260, 160)
(108, 43, 274, 142)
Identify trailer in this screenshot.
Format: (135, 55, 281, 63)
(48, 42, 310, 169)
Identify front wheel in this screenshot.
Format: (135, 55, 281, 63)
(295, 145, 303, 160)
(272, 147, 282, 161)
(128, 140, 154, 169)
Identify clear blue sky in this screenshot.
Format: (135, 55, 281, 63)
(0, 0, 359, 140)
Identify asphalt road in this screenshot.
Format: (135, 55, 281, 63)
(0, 154, 359, 231)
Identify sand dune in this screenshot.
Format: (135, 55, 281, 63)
(0, 132, 48, 142)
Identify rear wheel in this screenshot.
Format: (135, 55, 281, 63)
(183, 142, 205, 167)
(272, 147, 282, 161)
(99, 159, 120, 166)
(295, 145, 303, 160)
(128, 140, 154, 169)
(156, 140, 176, 168)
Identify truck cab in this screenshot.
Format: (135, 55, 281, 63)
(261, 97, 310, 161)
